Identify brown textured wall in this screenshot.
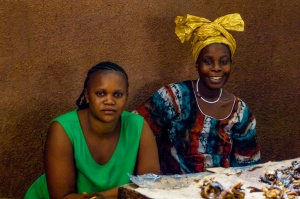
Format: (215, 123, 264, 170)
(0, 1, 299, 198)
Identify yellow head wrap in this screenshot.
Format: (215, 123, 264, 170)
(175, 13, 244, 62)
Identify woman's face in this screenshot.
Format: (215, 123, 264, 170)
(196, 43, 232, 90)
(84, 70, 128, 123)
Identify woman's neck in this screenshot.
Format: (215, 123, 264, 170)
(86, 110, 120, 138)
(196, 79, 222, 100)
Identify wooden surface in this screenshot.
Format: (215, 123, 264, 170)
(118, 184, 152, 199)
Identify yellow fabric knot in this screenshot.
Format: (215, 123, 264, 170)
(175, 13, 244, 62)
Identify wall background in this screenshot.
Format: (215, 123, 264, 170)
(0, 1, 299, 198)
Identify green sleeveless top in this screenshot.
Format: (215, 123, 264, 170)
(25, 110, 144, 199)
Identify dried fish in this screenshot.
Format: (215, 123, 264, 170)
(199, 177, 224, 199)
(199, 177, 245, 199)
(256, 161, 300, 198)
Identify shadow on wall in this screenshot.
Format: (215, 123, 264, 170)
(0, 104, 46, 198)
(144, 14, 194, 78)
(128, 81, 163, 111)
(0, 60, 81, 198)
(127, 14, 196, 111)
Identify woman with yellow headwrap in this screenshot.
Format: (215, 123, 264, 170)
(134, 13, 261, 174)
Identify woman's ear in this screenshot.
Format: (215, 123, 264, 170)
(84, 88, 89, 103)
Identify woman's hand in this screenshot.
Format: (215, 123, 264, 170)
(82, 192, 106, 199)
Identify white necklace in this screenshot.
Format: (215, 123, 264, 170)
(196, 79, 222, 104)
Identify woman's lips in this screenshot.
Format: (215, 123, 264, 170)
(209, 76, 223, 83)
(102, 109, 116, 114)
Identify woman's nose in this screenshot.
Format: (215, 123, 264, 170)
(212, 63, 221, 71)
(104, 95, 116, 104)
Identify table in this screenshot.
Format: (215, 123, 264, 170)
(118, 157, 300, 199)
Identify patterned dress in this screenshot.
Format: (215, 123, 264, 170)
(134, 80, 261, 174)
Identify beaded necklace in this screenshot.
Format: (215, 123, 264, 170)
(196, 79, 222, 104)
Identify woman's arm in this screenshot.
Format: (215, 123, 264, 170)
(230, 102, 261, 167)
(134, 85, 178, 138)
(44, 121, 85, 199)
(135, 120, 160, 175)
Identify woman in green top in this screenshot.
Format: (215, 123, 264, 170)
(25, 62, 160, 199)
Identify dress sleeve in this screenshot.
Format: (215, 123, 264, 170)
(230, 100, 261, 167)
(133, 85, 178, 138)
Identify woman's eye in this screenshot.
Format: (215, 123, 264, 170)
(114, 92, 123, 98)
(96, 92, 105, 97)
(204, 60, 212, 65)
(220, 60, 229, 65)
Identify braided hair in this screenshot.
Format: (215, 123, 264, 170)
(76, 61, 129, 110)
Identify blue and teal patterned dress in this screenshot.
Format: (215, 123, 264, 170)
(134, 80, 261, 174)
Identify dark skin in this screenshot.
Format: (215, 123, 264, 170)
(194, 43, 235, 120)
(44, 70, 160, 199)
